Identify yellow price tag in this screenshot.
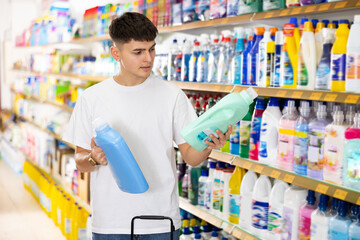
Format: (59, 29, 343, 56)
(310, 92, 323, 100)
(335, 1, 346, 8)
(357, 0, 360, 6)
(324, 94, 338, 102)
(291, 7, 302, 15)
(253, 165, 264, 174)
(265, 12, 274, 18)
(318, 4, 329, 11)
(357, 197, 360, 205)
(279, 9, 290, 16)
(315, 184, 329, 194)
(334, 189, 348, 200)
(305, 5, 316, 13)
(243, 161, 252, 169)
(345, 95, 360, 104)
(270, 170, 281, 179)
(291, 91, 303, 99)
(244, 235, 254, 240)
(283, 174, 295, 183)
(277, 90, 287, 98)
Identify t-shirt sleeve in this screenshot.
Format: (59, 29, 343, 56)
(62, 95, 92, 150)
(173, 90, 197, 146)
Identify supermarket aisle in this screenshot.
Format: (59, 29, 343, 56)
(0, 160, 65, 240)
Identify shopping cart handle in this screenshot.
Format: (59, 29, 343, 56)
(131, 215, 175, 240)
(135, 215, 170, 220)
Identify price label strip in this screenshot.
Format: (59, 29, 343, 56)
(283, 174, 295, 184)
(291, 91, 303, 99)
(357, 197, 360, 205)
(270, 170, 281, 179)
(315, 184, 329, 194)
(253, 165, 264, 174)
(277, 90, 287, 98)
(291, 7, 302, 15)
(305, 5, 316, 13)
(265, 12, 275, 18)
(345, 95, 360, 104)
(335, 1, 346, 8)
(324, 94, 338, 102)
(334, 189, 348, 200)
(318, 4, 330, 11)
(310, 92, 323, 100)
(243, 161, 253, 169)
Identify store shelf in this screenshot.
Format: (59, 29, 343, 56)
(179, 197, 260, 240)
(209, 150, 360, 205)
(11, 88, 74, 113)
(171, 81, 360, 104)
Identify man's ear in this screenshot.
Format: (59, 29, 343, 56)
(110, 45, 121, 61)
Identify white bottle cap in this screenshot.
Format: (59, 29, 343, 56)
(246, 87, 258, 100)
(275, 31, 284, 45)
(93, 117, 108, 132)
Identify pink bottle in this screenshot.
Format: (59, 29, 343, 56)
(277, 100, 298, 171)
(298, 190, 317, 240)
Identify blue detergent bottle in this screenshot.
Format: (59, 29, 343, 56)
(249, 27, 265, 86)
(329, 200, 352, 240)
(93, 118, 149, 193)
(241, 33, 255, 85)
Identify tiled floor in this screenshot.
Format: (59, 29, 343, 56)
(0, 160, 65, 240)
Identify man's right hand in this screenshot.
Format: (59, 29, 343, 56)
(90, 137, 108, 166)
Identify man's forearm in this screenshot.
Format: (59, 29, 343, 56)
(178, 143, 212, 167)
(75, 147, 96, 172)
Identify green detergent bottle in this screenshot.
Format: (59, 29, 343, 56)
(181, 88, 258, 151)
(240, 101, 255, 158)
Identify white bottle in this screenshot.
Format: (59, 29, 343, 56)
(198, 169, 209, 207)
(181, 227, 193, 240)
(258, 31, 275, 87)
(297, 21, 316, 90)
(211, 162, 224, 214)
(310, 194, 331, 240)
(251, 175, 272, 238)
(221, 165, 234, 219)
(239, 171, 258, 230)
(210, 231, 220, 240)
(268, 181, 289, 240)
(205, 161, 217, 210)
(315, 24, 324, 67)
(259, 97, 282, 166)
(346, 15, 360, 93)
(282, 185, 307, 240)
(323, 111, 346, 185)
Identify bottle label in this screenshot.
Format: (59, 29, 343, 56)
(78, 228, 87, 240)
(234, 55, 242, 84)
(240, 120, 251, 147)
(310, 221, 329, 239)
(294, 130, 308, 167)
(230, 122, 240, 145)
(198, 181, 206, 206)
(181, 53, 192, 82)
(346, 141, 360, 180)
(316, 61, 331, 89)
(250, 52, 258, 85)
(331, 54, 346, 81)
(298, 50, 309, 86)
(205, 182, 212, 209)
(197, 127, 218, 144)
(282, 48, 294, 86)
(283, 24, 295, 37)
(65, 218, 71, 233)
(268, 207, 282, 234)
(273, 45, 282, 87)
(229, 194, 241, 218)
(298, 213, 311, 239)
(308, 129, 325, 171)
(208, 53, 218, 82)
(252, 200, 269, 230)
(330, 230, 349, 240)
(250, 116, 262, 158)
(259, 122, 269, 158)
(212, 179, 221, 210)
(220, 180, 224, 212)
(346, 54, 360, 80)
(278, 128, 296, 162)
(282, 206, 294, 240)
(174, 54, 182, 81)
(241, 53, 249, 85)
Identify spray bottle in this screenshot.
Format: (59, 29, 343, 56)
(280, 23, 298, 88)
(249, 27, 265, 86)
(345, 15, 360, 93)
(232, 27, 245, 85)
(258, 31, 275, 87)
(272, 31, 283, 87)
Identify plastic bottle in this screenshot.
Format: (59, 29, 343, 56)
(230, 121, 240, 155)
(239, 171, 258, 230)
(228, 166, 245, 224)
(263, 0, 285, 11)
(181, 88, 258, 151)
(181, 40, 193, 82)
(210, 231, 220, 240)
(232, 27, 245, 85)
(323, 111, 346, 185)
(294, 101, 311, 175)
(242, 34, 255, 85)
(349, 213, 360, 239)
(208, 35, 220, 83)
(211, 162, 225, 213)
(343, 113, 360, 190)
(240, 102, 255, 158)
(192, 225, 201, 239)
(251, 175, 272, 238)
(350, 204, 359, 222)
(297, 21, 316, 90)
(272, 31, 284, 87)
(259, 97, 282, 166)
(205, 161, 217, 209)
(299, 0, 312, 6)
(249, 27, 265, 86)
(282, 185, 307, 240)
(194, 233, 203, 240)
(310, 194, 331, 240)
(182, 166, 190, 198)
(221, 165, 234, 218)
(168, 39, 183, 81)
(249, 98, 266, 161)
(258, 31, 275, 87)
(177, 152, 187, 196)
(268, 181, 289, 239)
(181, 227, 193, 240)
(315, 22, 325, 66)
(329, 200, 352, 240)
(298, 190, 317, 240)
(276, 100, 298, 171)
(198, 169, 209, 207)
(93, 118, 149, 193)
(286, 0, 300, 8)
(202, 224, 212, 240)
(345, 105, 356, 126)
(280, 23, 298, 89)
(189, 41, 201, 82)
(330, 19, 350, 92)
(217, 31, 233, 84)
(307, 105, 329, 180)
(270, 27, 279, 41)
(197, 34, 210, 83)
(346, 15, 360, 93)
(299, 18, 308, 35)
(290, 18, 301, 50)
(315, 28, 336, 90)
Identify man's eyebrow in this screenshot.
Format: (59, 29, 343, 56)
(132, 43, 156, 51)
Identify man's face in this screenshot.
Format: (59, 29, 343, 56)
(113, 39, 156, 81)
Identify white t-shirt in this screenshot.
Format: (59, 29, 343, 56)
(62, 75, 197, 234)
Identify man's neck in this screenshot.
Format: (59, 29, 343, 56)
(113, 73, 147, 86)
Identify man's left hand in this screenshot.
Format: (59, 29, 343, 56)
(204, 125, 233, 150)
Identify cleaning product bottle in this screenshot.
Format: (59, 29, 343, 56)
(350, 204, 359, 222)
(217, 31, 232, 84)
(315, 28, 336, 90)
(93, 118, 149, 193)
(315, 22, 325, 66)
(263, 0, 285, 11)
(211, 162, 224, 213)
(180, 227, 193, 240)
(240, 102, 255, 158)
(228, 166, 245, 224)
(323, 111, 346, 185)
(182, 166, 189, 198)
(242, 34, 255, 85)
(239, 171, 258, 230)
(294, 101, 311, 175)
(249, 97, 266, 161)
(221, 165, 235, 218)
(181, 40, 193, 82)
(299, 18, 308, 35)
(282, 185, 307, 240)
(286, 0, 300, 8)
(276, 100, 298, 171)
(349, 212, 360, 239)
(198, 169, 209, 207)
(297, 21, 316, 90)
(259, 97, 282, 166)
(210, 231, 220, 240)
(232, 27, 245, 85)
(230, 121, 240, 155)
(181, 88, 258, 151)
(272, 31, 284, 87)
(329, 200, 352, 239)
(194, 233, 203, 240)
(202, 224, 212, 239)
(270, 27, 279, 41)
(268, 181, 289, 239)
(310, 194, 331, 240)
(168, 39, 182, 81)
(330, 19, 350, 92)
(290, 17, 301, 50)
(280, 23, 298, 89)
(343, 113, 360, 190)
(192, 225, 201, 239)
(205, 161, 217, 209)
(251, 175, 272, 238)
(249, 27, 265, 86)
(189, 163, 203, 205)
(346, 15, 360, 93)
(177, 151, 187, 196)
(208, 35, 220, 83)
(189, 40, 201, 82)
(258, 31, 275, 87)
(307, 105, 329, 180)
(298, 190, 317, 240)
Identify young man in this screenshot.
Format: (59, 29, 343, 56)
(63, 12, 231, 240)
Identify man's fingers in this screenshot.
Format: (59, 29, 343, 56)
(91, 137, 96, 148)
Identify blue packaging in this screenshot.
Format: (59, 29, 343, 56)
(227, 0, 239, 17)
(230, 121, 240, 155)
(210, 0, 227, 19)
(172, 3, 183, 26)
(183, 0, 198, 23)
(241, 35, 255, 85)
(196, 0, 210, 21)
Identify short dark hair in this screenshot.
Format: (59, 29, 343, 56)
(109, 12, 158, 45)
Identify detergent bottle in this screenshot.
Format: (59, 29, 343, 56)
(232, 27, 245, 85)
(242, 32, 255, 85)
(208, 35, 220, 83)
(298, 190, 317, 240)
(93, 118, 149, 193)
(239, 171, 258, 230)
(181, 40, 193, 82)
(329, 200, 352, 240)
(228, 166, 245, 224)
(297, 21, 316, 90)
(310, 194, 331, 240)
(290, 17, 301, 50)
(272, 30, 284, 87)
(189, 40, 201, 82)
(315, 22, 325, 66)
(259, 97, 282, 166)
(249, 97, 266, 160)
(280, 23, 298, 89)
(349, 212, 360, 239)
(240, 102, 255, 158)
(258, 31, 275, 87)
(181, 88, 257, 151)
(249, 27, 265, 86)
(330, 19, 350, 92)
(345, 15, 360, 93)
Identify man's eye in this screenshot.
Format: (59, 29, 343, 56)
(134, 51, 141, 55)
(150, 48, 155, 52)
